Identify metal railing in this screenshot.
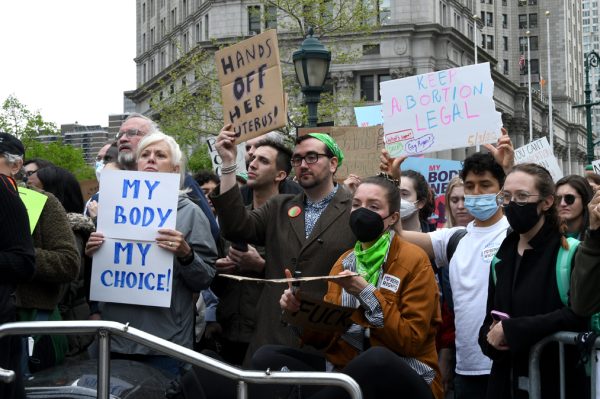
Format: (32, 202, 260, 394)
(0, 320, 362, 399)
(528, 331, 600, 399)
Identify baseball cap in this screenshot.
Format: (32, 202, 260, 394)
(0, 133, 25, 157)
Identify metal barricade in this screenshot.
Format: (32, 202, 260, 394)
(0, 320, 362, 399)
(528, 331, 600, 399)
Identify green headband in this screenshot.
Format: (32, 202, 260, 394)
(307, 133, 344, 167)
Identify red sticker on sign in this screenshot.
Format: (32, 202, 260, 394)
(288, 206, 302, 218)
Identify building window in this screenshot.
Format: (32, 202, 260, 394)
(502, 0, 507, 5)
(360, 74, 390, 102)
(518, 14, 527, 29)
(529, 13, 537, 28)
(182, 33, 189, 53)
(143, 63, 147, 82)
(486, 35, 494, 50)
(183, 0, 188, 18)
(519, 36, 538, 51)
(379, 0, 391, 25)
(150, 0, 155, 17)
(502, 14, 508, 28)
(503, 59, 509, 74)
(486, 12, 493, 27)
(503, 36, 508, 51)
(529, 36, 538, 51)
(149, 59, 155, 79)
(142, 33, 146, 52)
(160, 50, 166, 69)
(160, 18, 165, 38)
(195, 22, 202, 42)
(170, 42, 177, 63)
(363, 44, 380, 55)
(143, 3, 146, 22)
(265, 6, 277, 29)
(530, 59, 539, 74)
(204, 14, 209, 39)
(150, 28, 155, 47)
(171, 9, 176, 30)
(248, 6, 261, 34)
(481, 34, 486, 48)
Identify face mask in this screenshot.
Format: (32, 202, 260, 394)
(464, 193, 499, 221)
(95, 160, 104, 181)
(350, 207, 389, 243)
(503, 201, 542, 234)
(400, 199, 418, 220)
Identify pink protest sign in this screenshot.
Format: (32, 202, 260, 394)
(380, 63, 502, 156)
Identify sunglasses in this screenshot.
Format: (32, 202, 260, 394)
(556, 194, 579, 205)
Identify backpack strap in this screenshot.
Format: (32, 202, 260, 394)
(446, 229, 468, 263)
(555, 237, 580, 306)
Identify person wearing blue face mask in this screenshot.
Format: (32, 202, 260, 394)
(380, 128, 514, 399)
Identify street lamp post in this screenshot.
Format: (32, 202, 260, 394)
(573, 50, 600, 165)
(293, 27, 332, 127)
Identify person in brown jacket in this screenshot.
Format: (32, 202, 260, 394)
(254, 175, 443, 399)
(211, 125, 356, 366)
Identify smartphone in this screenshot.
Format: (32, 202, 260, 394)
(231, 241, 248, 252)
(491, 310, 510, 322)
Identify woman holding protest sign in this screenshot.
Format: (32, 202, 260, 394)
(251, 174, 443, 399)
(85, 132, 217, 376)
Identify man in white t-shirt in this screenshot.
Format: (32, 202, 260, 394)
(380, 128, 514, 399)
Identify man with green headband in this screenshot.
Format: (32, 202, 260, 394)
(210, 124, 356, 366)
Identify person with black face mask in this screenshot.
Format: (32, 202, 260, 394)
(478, 163, 591, 399)
(253, 175, 443, 399)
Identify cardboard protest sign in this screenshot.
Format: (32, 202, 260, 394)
(282, 295, 355, 333)
(592, 159, 600, 174)
(90, 237, 174, 307)
(97, 170, 180, 241)
(298, 126, 385, 179)
(403, 157, 463, 226)
(91, 170, 180, 308)
(354, 105, 383, 127)
(18, 187, 48, 233)
(380, 62, 502, 156)
(514, 137, 563, 181)
(206, 137, 247, 176)
(215, 30, 286, 143)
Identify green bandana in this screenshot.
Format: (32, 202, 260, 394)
(307, 133, 344, 167)
(354, 231, 391, 286)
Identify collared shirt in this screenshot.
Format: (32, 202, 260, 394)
(304, 184, 339, 238)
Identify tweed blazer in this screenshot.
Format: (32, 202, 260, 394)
(211, 184, 356, 364)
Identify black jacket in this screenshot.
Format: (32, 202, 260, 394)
(478, 219, 589, 399)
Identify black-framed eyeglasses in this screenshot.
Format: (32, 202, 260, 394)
(556, 194, 579, 205)
(290, 152, 330, 167)
(496, 191, 541, 207)
(26, 170, 38, 177)
(116, 129, 145, 140)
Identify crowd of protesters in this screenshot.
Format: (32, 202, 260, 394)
(1, 113, 600, 399)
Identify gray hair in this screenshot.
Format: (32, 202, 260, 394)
(124, 113, 159, 135)
(136, 132, 187, 190)
(1, 152, 24, 180)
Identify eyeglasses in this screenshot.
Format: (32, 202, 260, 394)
(496, 191, 541, 207)
(26, 170, 38, 177)
(116, 129, 145, 140)
(290, 152, 330, 167)
(556, 194, 579, 205)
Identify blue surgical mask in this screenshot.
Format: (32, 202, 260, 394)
(464, 193, 498, 221)
(95, 160, 104, 181)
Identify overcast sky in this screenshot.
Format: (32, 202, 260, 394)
(0, 1, 136, 128)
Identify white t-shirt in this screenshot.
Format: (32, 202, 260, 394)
(430, 216, 510, 375)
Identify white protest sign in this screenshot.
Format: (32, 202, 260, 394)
(206, 137, 247, 176)
(514, 137, 564, 181)
(592, 159, 600, 174)
(97, 170, 180, 241)
(380, 62, 502, 156)
(90, 237, 174, 307)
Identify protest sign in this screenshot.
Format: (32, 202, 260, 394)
(206, 137, 247, 176)
(215, 29, 286, 142)
(92, 170, 180, 307)
(514, 137, 563, 181)
(592, 159, 600, 174)
(282, 295, 355, 333)
(18, 187, 48, 233)
(354, 105, 383, 127)
(380, 62, 502, 156)
(403, 157, 463, 226)
(298, 126, 385, 179)
(90, 237, 174, 307)
(97, 170, 180, 241)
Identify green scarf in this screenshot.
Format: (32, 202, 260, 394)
(354, 231, 391, 286)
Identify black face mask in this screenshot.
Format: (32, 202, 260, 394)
(349, 208, 388, 243)
(504, 201, 542, 234)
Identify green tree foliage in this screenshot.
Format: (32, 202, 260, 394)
(186, 143, 213, 174)
(0, 95, 59, 140)
(0, 95, 94, 180)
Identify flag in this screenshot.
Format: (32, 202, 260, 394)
(519, 54, 526, 71)
(540, 75, 546, 88)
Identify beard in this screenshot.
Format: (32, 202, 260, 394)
(118, 151, 136, 170)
